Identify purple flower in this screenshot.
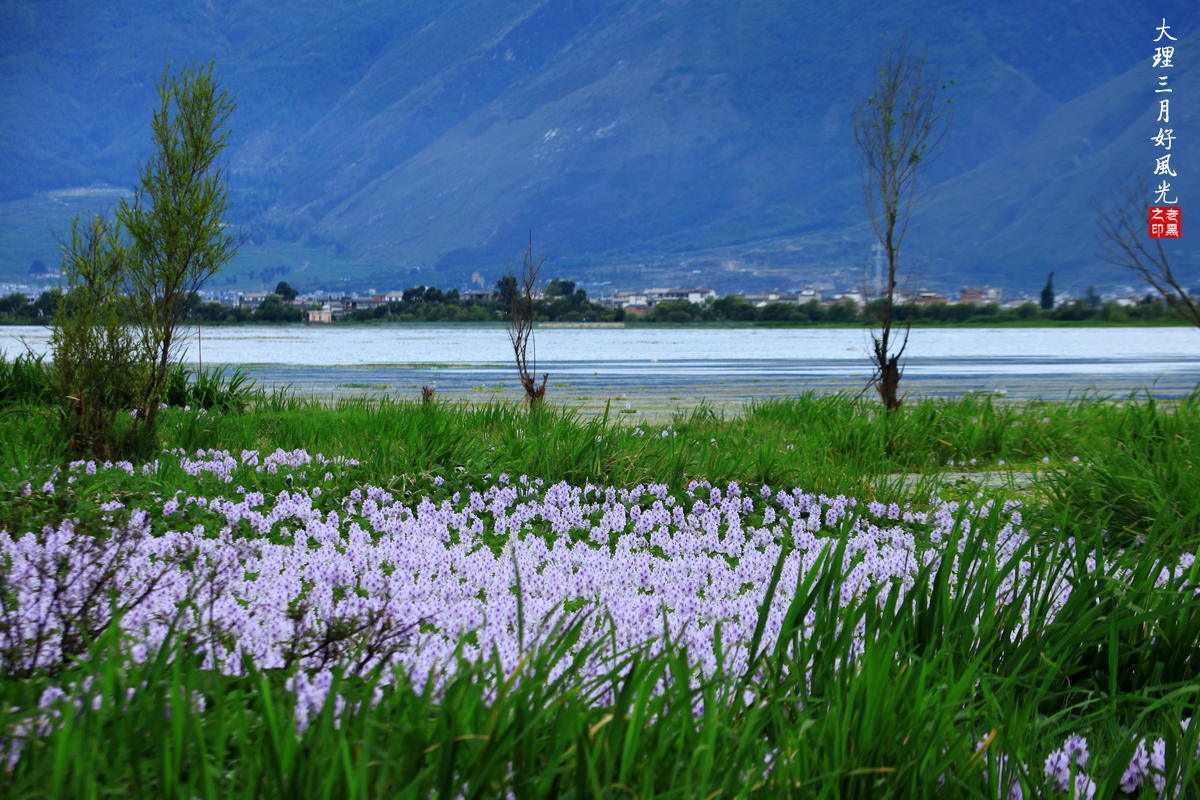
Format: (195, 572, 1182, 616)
(1121, 738, 1149, 794)
(5, 445, 1198, 782)
(1044, 735, 1093, 797)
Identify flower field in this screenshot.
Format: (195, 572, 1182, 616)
(0, 389, 1198, 797)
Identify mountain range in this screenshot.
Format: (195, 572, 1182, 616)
(1, 0, 1197, 297)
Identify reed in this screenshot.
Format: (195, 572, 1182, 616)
(0, 353, 54, 408)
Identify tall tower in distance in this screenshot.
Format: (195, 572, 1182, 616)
(871, 242, 884, 299)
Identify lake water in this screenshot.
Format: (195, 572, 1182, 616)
(4, 324, 1198, 411)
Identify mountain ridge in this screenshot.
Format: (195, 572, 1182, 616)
(1, 0, 1197, 295)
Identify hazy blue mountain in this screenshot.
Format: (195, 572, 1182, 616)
(915, 24, 1198, 295)
(1, 0, 1196, 294)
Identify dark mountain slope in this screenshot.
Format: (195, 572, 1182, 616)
(914, 25, 1199, 291)
(1, 0, 1196, 291)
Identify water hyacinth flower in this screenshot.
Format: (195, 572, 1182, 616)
(1149, 738, 1168, 795)
(1120, 738, 1151, 794)
(2, 446, 1198, 781)
(1044, 735, 1095, 798)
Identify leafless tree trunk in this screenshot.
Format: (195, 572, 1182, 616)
(1093, 174, 1198, 329)
(508, 231, 548, 408)
(853, 32, 952, 412)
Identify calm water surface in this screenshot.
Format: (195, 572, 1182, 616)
(4, 324, 1198, 406)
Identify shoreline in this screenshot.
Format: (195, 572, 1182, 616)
(3, 318, 1194, 329)
(224, 362, 1200, 423)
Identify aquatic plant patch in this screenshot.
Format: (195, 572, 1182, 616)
(2, 447, 1198, 795)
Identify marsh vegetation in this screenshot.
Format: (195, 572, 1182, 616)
(0, 362, 1197, 797)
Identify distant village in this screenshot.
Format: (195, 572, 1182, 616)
(227, 283, 1153, 323)
(0, 269, 1179, 325)
(4, 252, 1179, 323)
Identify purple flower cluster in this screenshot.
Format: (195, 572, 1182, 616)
(3, 449, 1198, 765)
(1044, 734, 1096, 799)
(963, 728, 1195, 799)
(1038, 726, 1198, 798)
(68, 459, 135, 477)
(1117, 726, 1199, 797)
(169, 448, 359, 484)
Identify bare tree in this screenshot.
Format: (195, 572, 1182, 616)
(1093, 174, 1198, 329)
(853, 32, 952, 411)
(508, 231, 548, 408)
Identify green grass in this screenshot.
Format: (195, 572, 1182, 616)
(0, 353, 55, 408)
(0, 383, 1197, 797)
(3, 362, 1198, 548)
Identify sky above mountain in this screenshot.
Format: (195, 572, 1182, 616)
(1, 0, 1196, 295)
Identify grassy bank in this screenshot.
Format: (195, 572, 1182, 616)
(0, 384, 1197, 797)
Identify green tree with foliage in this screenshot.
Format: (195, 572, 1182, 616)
(760, 303, 803, 323)
(1040, 272, 1055, 310)
(51, 215, 140, 456)
(0, 293, 34, 319)
(33, 291, 58, 319)
(116, 60, 241, 443)
(544, 278, 576, 299)
(645, 299, 705, 323)
(496, 275, 517, 315)
(252, 294, 301, 322)
(196, 301, 230, 322)
(826, 299, 859, 323)
(712, 295, 759, 321)
(274, 281, 299, 303)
